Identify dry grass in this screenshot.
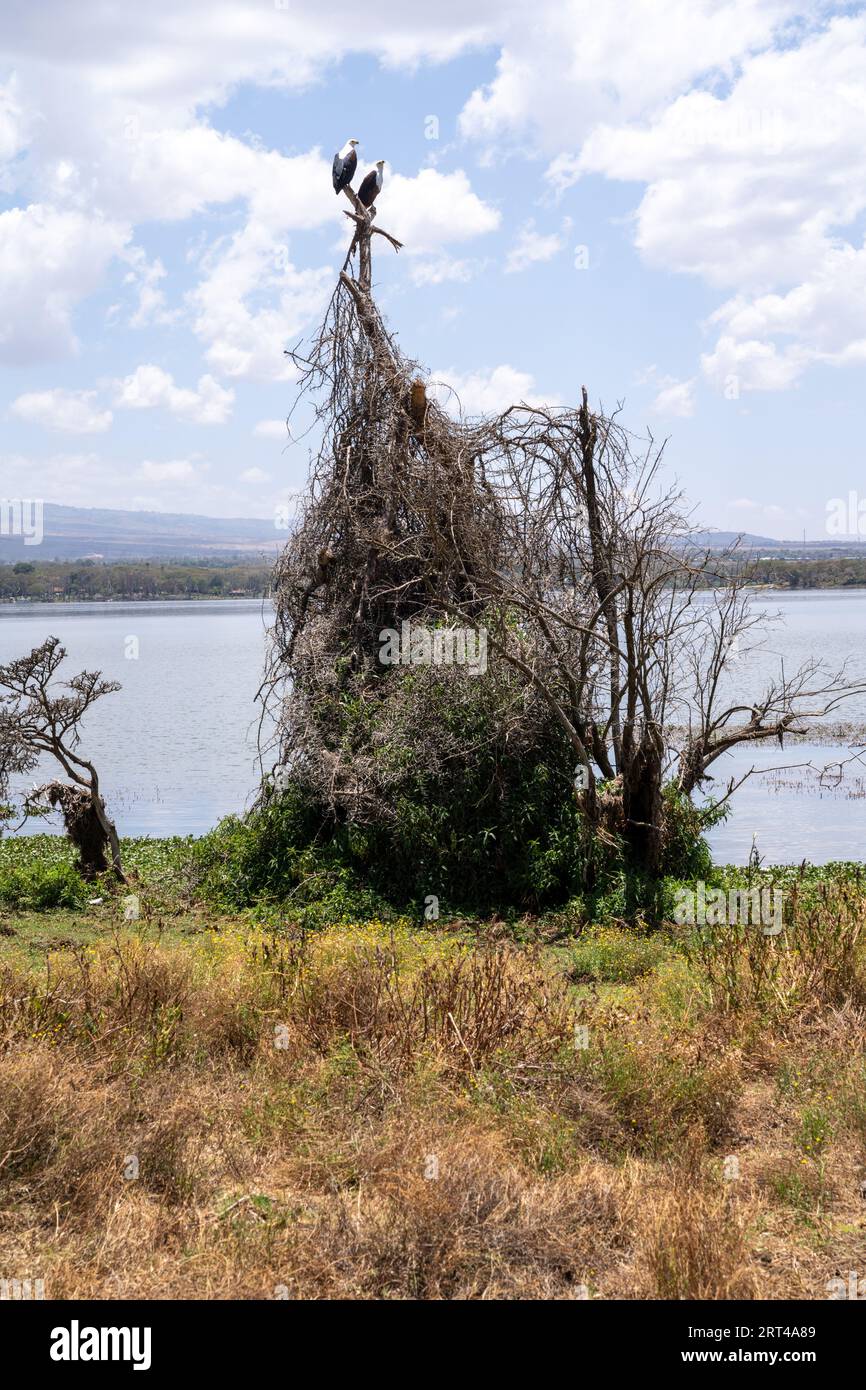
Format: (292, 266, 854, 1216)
(1, 914, 866, 1299)
(683, 879, 866, 1018)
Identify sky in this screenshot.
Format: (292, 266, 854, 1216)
(2, 0, 866, 539)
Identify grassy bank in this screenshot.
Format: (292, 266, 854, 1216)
(1, 836, 865, 1299)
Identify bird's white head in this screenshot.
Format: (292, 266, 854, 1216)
(375, 160, 385, 169)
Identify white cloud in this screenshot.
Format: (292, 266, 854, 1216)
(0, 77, 27, 168)
(505, 219, 564, 274)
(0, 448, 284, 518)
(100, 129, 341, 232)
(459, 0, 795, 155)
(431, 363, 556, 415)
(239, 467, 271, 484)
(189, 222, 332, 382)
(702, 243, 866, 391)
(0, 450, 106, 508)
(408, 254, 480, 287)
(573, 15, 866, 394)
(545, 152, 582, 199)
(727, 496, 804, 526)
(124, 249, 177, 328)
(651, 378, 695, 418)
(253, 419, 289, 439)
(138, 458, 202, 484)
(383, 168, 500, 254)
(9, 388, 113, 434)
(700, 334, 804, 394)
(114, 364, 234, 424)
(0, 204, 128, 363)
(1, 3, 500, 161)
(1, 3, 500, 145)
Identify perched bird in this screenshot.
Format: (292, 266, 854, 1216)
(332, 139, 359, 195)
(409, 379, 428, 428)
(358, 160, 385, 208)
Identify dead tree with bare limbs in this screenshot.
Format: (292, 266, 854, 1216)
(261, 203, 866, 911)
(260, 190, 583, 909)
(0, 638, 126, 881)
(420, 391, 866, 879)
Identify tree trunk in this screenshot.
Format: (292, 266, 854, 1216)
(622, 746, 665, 876)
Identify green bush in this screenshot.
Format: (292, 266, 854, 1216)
(191, 768, 585, 919)
(189, 674, 716, 922)
(191, 775, 715, 923)
(192, 669, 591, 915)
(0, 860, 86, 910)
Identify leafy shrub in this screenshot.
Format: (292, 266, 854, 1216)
(191, 704, 589, 916)
(190, 772, 715, 923)
(0, 860, 86, 910)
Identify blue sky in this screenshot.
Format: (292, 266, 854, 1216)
(2, 0, 866, 539)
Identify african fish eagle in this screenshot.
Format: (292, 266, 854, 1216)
(332, 139, 359, 195)
(358, 160, 385, 208)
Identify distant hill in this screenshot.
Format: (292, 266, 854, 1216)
(691, 529, 781, 549)
(692, 530, 866, 556)
(1, 506, 860, 564)
(0, 504, 285, 561)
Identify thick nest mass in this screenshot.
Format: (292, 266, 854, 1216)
(264, 243, 515, 823)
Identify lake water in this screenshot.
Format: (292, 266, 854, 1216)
(0, 600, 275, 837)
(689, 589, 866, 864)
(1, 591, 866, 864)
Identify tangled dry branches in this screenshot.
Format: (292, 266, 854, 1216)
(262, 214, 866, 874)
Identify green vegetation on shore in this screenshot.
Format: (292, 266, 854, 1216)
(6, 553, 866, 605)
(0, 559, 271, 602)
(725, 554, 866, 589)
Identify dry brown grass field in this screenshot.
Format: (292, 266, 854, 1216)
(2, 891, 866, 1302)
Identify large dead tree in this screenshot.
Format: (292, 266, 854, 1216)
(266, 195, 865, 882)
(426, 394, 865, 874)
(0, 637, 125, 881)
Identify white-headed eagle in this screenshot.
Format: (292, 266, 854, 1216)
(332, 139, 359, 195)
(358, 160, 385, 208)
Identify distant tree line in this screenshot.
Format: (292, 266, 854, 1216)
(4, 555, 864, 603)
(733, 556, 866, 589)
(0, 559, 272, 601)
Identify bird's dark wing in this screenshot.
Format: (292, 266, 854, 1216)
(358, 170, 376, 206)
(332, 153, 343, 193)
(344, 149, 357, 185)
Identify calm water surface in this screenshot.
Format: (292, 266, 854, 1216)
(2, 591, 866, 862)
(0, 600, 274, 837)
(693, 589, 866, 863)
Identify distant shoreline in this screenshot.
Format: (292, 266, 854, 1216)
(0, 559, 272, 603)
(0, 593, 271, 604)
(6, 555, 866, 604)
